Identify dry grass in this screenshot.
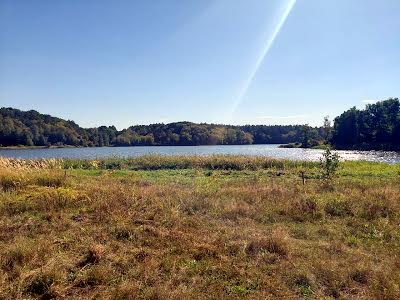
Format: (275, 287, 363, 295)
(0, 157, 62, 170)
(0, 156, 399, 299)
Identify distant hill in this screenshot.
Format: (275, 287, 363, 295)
(0, 107, 318, 147)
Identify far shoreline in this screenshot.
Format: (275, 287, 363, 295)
(1, 144, 399, 153)
(0, 144, 284, 150)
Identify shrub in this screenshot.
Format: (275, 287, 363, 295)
(320, 148, 340, 179)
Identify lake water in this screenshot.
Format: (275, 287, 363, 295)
(1, 145, 400, 164)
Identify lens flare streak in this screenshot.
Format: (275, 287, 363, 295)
(228, 0, 297, 122)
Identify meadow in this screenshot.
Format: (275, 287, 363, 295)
(0, 156, 399, 299)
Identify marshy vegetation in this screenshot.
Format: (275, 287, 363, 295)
(0, 155, 399, 299)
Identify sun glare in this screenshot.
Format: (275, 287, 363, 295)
(227, 0, 297, 123)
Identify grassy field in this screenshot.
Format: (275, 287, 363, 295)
(0, 156, 399, 299)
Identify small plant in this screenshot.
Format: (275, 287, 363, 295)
(25, 273, 55, 298)
(346, 235, 360, 247)
(325, 199, 353, 217)
(350, 268, 370, 284)
(226, 281, 259, 296)
(294, 274, 314, 297)
(114, 226, 136, 241)
(320, 147, 340, 179)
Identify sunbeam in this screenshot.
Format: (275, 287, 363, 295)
(227, 0, 297, 123)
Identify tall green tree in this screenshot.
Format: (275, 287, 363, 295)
(332, 98, 400, 150)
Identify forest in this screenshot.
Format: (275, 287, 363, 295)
(0, 107, 319, 147)
(0, 98, 399, 150)
(331, 98, 400, 150)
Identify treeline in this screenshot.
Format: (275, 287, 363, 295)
(0, 107, 319, 147)
(2, 98, 399, 150)
(331, 98, 400, 150)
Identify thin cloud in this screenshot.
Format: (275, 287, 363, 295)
(236, 114, 309, 125)
(157, 117, 172, 124)
(362, 99, 378, 104)
(253, 114, 308, 120)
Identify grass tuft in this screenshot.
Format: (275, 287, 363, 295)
(79, 244, 105, 267)
(246, 228, 289, 258)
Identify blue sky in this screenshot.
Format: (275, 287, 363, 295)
(0, 0, 399, 129)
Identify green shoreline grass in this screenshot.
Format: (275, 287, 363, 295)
(0, 156, 399, 299)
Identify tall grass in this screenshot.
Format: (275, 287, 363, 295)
(62, 155, 319, 171)
(0, 157, 62, 170)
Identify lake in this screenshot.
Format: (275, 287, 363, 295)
(1, 145, 400, 164)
